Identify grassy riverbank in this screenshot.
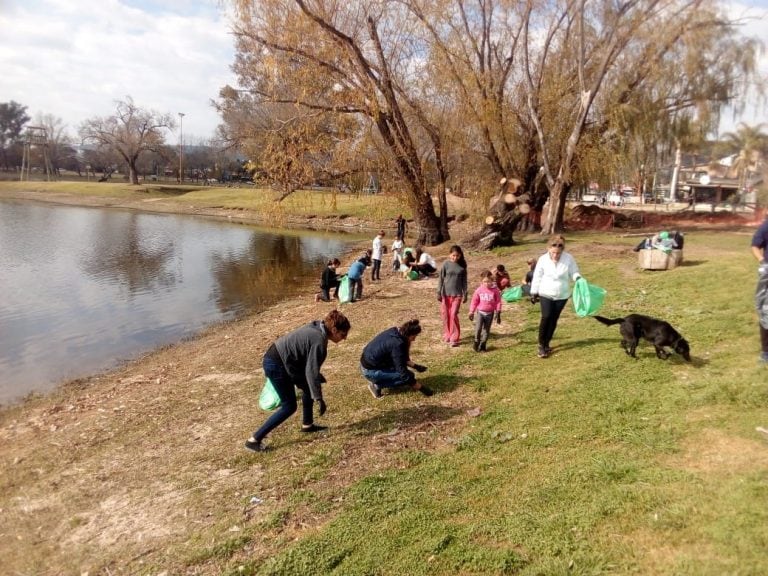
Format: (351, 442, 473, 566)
(2, 206, 767, 574)
(0, 181, 420, 233)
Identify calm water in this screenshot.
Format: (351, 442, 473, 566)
(0, 200, 354, 405)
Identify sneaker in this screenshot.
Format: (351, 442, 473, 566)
(301, 424, 328, 433)
(537, 346, 549, 359)
(450, 341, 460, 347)
(473, 341, 479, 352)
(244, 439, 267, 452)
(479, 342, 487, 352)
(368, 382, 382, 399)
(760, 352, 768, 364)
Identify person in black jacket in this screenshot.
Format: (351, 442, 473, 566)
(315, 258, 341, 302)
(359, 319, 433, 398)
(245, 310, 351, 452)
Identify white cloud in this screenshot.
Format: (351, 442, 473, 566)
(0, 0, 238, 142)
(719, 1, 768, 133)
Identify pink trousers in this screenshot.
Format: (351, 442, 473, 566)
(441, 295, 463, 344)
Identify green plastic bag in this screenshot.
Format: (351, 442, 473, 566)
(259, 378, 280, 411)
(572, 277, 606, 317)
(337, 274, 351, 303)
(406, 270, 419, 281)
(501, 286, 523, 302)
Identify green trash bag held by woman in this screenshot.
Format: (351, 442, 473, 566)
(258, 378, 280, 411)
(572, 277, 607, 317)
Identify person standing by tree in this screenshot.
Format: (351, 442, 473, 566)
(245, 310, 351, 452)
(371, 230, 385, 281)
(437, 245, 468, 346)
(395, 214, 407, 240)
(530, 235, 581, 358)
(751, 214, 768, 363)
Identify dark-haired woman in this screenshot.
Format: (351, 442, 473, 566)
(359, 319, 433, 398)
(245, 310, 351, 452)
(315, 258, 341, 302)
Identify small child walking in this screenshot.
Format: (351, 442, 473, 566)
(469, 270, 502, 352)
(437, 245, 468, 346)
(315, 258, 341, 302)
(391, 234, 405, 273)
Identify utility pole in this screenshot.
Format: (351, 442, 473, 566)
(178, 112, 185, 183)
(669, 143, 681, 203)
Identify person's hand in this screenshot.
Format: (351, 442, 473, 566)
(495, 311, 501, 325)
(317, 399, 327, 416)
(463, 294, 468, 304)
(468, 312, 474, 321)
(530, 294, 539, 304)
(437, 294, 443, 302)
(412, 364, 427, 373)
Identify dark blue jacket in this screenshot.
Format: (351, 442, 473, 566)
(360, 327, 411, 382)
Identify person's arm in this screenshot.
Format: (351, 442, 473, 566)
(469, 289, 479, 314)
(461, 268, 468, 302)
(392, 341, 413, 382)
(753, 245, 765, 262)
(437, 262, 445, 299)
(530, 258, 544, 295)
(304, 341, 328, 401)
(568, 254, 581, 282)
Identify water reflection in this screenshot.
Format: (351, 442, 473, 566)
(0, 200, 354, 404)
(210, 234, 329, 314)
(80, 212, 177, 296)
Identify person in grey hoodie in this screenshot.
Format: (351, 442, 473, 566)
(245, 310, 351, 452)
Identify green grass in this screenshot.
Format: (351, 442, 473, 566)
(0, 180, 406, 220)
(214, 231, 768, 576)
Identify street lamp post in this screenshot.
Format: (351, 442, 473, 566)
(178, 112, 185, 183)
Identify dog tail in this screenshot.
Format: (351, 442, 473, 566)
(593, 315, 624, 326)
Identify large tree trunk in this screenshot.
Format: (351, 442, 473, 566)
(542, 180, 570, 234)
(128, 161, 139, 185)
(470, 178, 529, 250)
(412, 182, 446, 246)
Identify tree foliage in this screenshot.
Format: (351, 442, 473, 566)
(223, 0, 763, 245)
(0, 101, 30, 171)
(79, 97, 175, 185)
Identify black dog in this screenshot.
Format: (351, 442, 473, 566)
(594, 314, 691, 361)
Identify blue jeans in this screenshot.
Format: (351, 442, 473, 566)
(360, 364, 415, 388)
(253, 355, 313, 441)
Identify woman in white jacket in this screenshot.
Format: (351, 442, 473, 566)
(530, 235, 581, 358)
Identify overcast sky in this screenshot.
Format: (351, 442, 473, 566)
(1, 0, 766, 144)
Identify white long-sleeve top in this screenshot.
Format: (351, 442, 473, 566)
(530, 252, 580, 300)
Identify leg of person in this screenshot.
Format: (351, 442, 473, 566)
(246, 358, 298, 450)
(361, 365, 415, 398)
(761, 324, 768, 363)
(543, 298, 568, 353)
(473, 313, 483, 351)
(356, 278, 364, 300)
(440, 297, 451, 342)
(479, 312, 493, 351)
(350, 278, 360, 302)
(538, 297, 555, 357)
(447, 295, 462, 345)
(317, 288, 331, 302)
(297, 383, 326, 433)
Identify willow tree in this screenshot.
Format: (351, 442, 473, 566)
(79, 98, 174, 185)
(226, 0, 447, 245)
(521, 0, 762, 234)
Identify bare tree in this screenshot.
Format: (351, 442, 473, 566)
(79, 97, 175, 185)
(227, 0, 447, 245)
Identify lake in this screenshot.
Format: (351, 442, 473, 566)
(0, 199, 356, 404)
